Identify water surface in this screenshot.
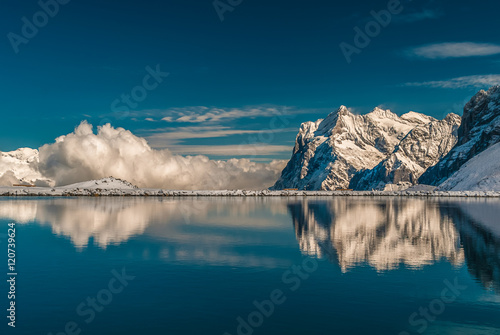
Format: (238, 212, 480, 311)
(1, 197, 499, 335)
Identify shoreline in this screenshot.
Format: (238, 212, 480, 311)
(1, 187, 500, 197)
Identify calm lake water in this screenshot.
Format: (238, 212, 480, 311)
(1, 197, 500, 335)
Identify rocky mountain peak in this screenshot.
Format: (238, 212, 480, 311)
(350, 112, 461, 190)
(276, 85, 500, 192)
(459, 85, 500, 145)
(368, 107, 397, 119)
(316, 106, 352, 135)
(400, 111, 436, 124)
(272, 103, 456, 191)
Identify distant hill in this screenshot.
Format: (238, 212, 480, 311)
(59, 177, 138, 190)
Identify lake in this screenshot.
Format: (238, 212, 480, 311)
(1, 196, 500, 335)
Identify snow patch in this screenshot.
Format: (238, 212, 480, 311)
(437, 142, 500, 191)
(59, 177, 138, 190)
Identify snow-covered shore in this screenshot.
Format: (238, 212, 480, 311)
(1, 177, 498, 197)
(1, 186, 500, 197)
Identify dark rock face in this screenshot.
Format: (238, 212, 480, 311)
(420, 86, 500, 186)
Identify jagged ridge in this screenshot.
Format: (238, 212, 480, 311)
(350, 113, 461, 190)
(273, 105, 458, 191)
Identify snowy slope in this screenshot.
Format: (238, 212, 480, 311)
(272, 106, 450, 190)
(437, 142, 500, 191)
(58, 177, 138, 190)
(420, 86, 500, 185)
(0, 148, 48, 186)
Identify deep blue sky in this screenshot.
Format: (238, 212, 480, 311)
(1, 0, 500, 160)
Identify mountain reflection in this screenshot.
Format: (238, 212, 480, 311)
(0, 196, 499, 291)
(289, 198, 500, 292)
(289, 198, 465, 272)
(0, 197, 288, 248)
(442, 199, 500, 293)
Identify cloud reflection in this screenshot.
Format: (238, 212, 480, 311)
(0, 197, 293, 268)
(0, 196, 499, 290)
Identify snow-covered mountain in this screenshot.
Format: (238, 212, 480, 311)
(420, 86, 500, 186)
(0, 151, 140, 190)
(0, 148, 48, 186)
(351, 113, 461, 190)
(272, 106, 459, 191)
(2, 87, 499, 192)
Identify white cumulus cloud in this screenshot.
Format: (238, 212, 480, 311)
(36, 121, 286, 190)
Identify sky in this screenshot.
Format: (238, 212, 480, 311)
(1, 0, 500, 162)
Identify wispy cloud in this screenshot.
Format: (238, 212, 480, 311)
(407, 42, 500, 59)
(348, 7, 441, 26)
(163, 144, 292, 157)
(140, 126, 296, 147)
(151, 106, 292, 123)
(104, 105, 314, 126)
(144, 126, 288, 145)
(393, 9, 442, 23)
(404, 74, 500, 89)
(147, 126, 261, 140)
